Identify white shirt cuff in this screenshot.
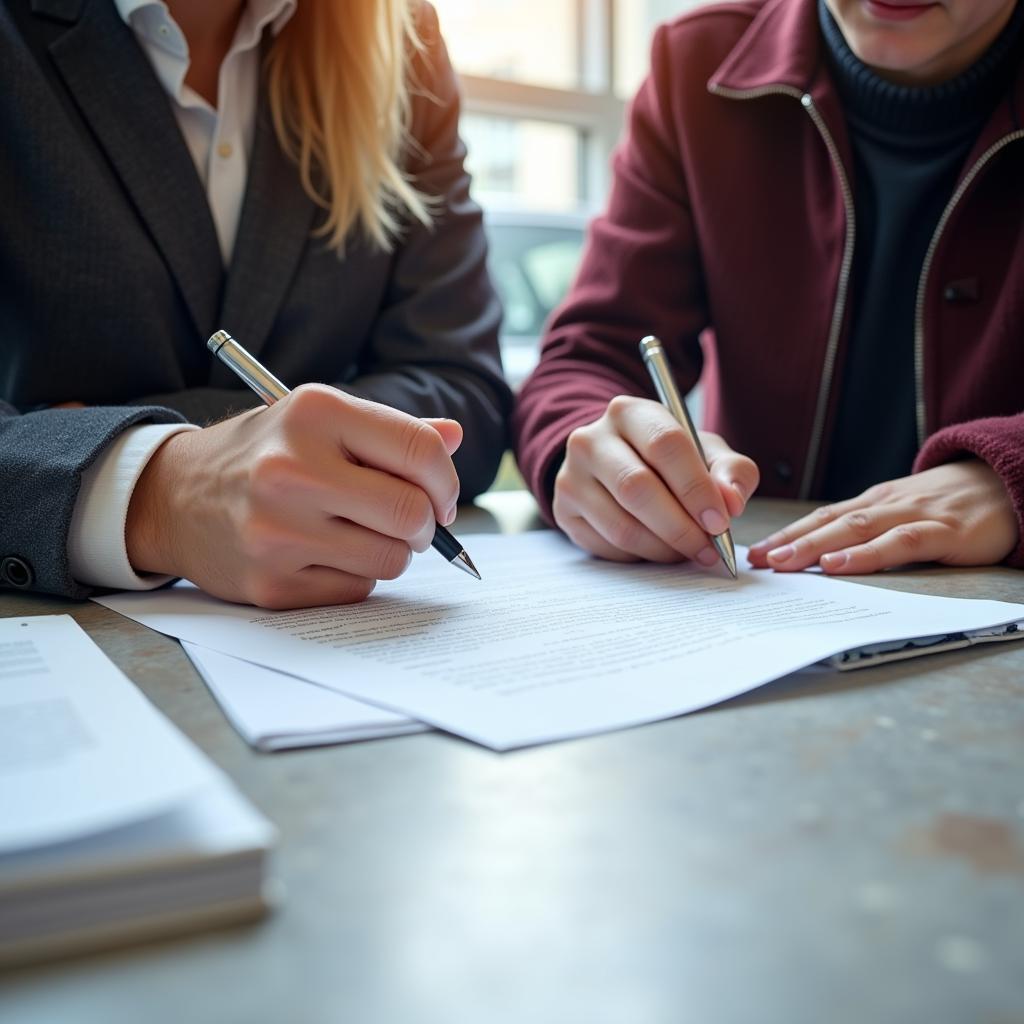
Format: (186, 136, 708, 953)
(68, 423, 200, 590)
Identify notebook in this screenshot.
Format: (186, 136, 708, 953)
(0, 615, 276, 967)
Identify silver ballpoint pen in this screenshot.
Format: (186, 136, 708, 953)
(639, 335, 738, 578)
(207, 330, 481, 580)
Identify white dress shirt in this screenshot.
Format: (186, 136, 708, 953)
(67, 0, 295, 590)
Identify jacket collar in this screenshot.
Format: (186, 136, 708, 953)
(40, 0, 224, 340)
(32, 0, 317, 361)
(709, 0, 823, 97)
(29, 0, 84, 24)
(708, 0, 1024, 139)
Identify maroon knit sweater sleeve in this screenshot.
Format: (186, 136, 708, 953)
(914, 412, 1024, 568)
(512, 22, 710, 524)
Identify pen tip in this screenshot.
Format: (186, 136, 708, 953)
(453, 550, 482, 580)
(712, 532, 738, 579)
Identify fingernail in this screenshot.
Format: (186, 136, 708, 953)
(729, 480, 746, 504)
(821, 551, 848, 570)
(768, 544, 795, 563)
(444, 505, 457, 527)
(695, 546, 720, 567)
(700, 509, 729, 535)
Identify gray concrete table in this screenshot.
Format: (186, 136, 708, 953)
(2, 496, 1023, 1024)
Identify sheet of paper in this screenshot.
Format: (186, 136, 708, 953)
(96, 533, 1024, 750)
(181, 641, 429, 751)
(0, 616, 214, 851)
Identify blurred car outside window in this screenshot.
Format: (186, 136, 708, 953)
(482, 207, 588, 390)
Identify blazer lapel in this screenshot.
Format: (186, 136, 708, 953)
(44, 0, 224, 341)
(214, 90, 318, 373)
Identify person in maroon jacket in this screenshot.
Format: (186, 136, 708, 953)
(513, 0, 1024, 575)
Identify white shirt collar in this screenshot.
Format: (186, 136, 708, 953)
(113, 0, 296, 53)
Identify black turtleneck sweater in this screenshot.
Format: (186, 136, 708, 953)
(818, 0, 1023, 501)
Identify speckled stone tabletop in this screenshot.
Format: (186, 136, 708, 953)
(2, 495, 1022, 1024)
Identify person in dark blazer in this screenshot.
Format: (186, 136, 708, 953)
(0, 0, 511, 609)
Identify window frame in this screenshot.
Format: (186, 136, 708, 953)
(451, 0, 628, 210)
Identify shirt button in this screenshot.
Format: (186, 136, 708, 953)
(158, 24, 170, 36)
(774, 460, 793, 482)
(217, 142, 234, 159)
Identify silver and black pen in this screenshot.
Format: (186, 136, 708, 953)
(207, 329, 481, 580)
(639, 335, 737, 578)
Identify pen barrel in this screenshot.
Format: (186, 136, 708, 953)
(207, 330, 290, 406)
(431, 524, 462, 562)
(639, 336, 707, 464)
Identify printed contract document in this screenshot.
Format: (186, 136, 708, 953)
(97, 533, 1024, 750)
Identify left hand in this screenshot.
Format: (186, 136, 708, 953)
(748, 461, 1019, 574)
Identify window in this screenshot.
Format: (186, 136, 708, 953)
(432, 1, 717, 399)
(460, 115, 582, 211)
(434, 0, 718, 212)
(433, 0, 582, 91)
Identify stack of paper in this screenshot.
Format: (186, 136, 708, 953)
(182, 642, 428, 750)
(0, 616, 275, 967)
(96, 533, 1024, 751)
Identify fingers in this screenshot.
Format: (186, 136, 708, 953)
(555, 466, 688, 562)
(557, 514, 643, 563)
(422, 418, 464, 456)
(747, 498, 864, 568)
(338, 400, 461, 520)
(818, 521, 955, 574)
(754, 503, 908, 572)
(608, 397, 731, 538)
(227, 516, 415, 609)
(238, 566, 379, 611)
(747, 502, 956, 574)
(258, 458, 438, 552)
(589, 435, 712, 558)
(260, 517, 414, 583)
(701, 433, 760, 518)
(557, 426, 707, 562)
(283, 386, 461, 525)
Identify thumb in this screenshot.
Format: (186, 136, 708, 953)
(423, 417, 463, 457)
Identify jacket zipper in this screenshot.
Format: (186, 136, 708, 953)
(913, 129, 1024, 445)
(709, 85, 855, 499)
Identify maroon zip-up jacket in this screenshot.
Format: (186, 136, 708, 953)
(513, 0, 1024, 567)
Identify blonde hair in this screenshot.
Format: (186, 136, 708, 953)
(266, 0, 434, 253)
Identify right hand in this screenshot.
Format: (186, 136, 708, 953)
(552, 395, 759, 565)
(126, 384, 463, 609)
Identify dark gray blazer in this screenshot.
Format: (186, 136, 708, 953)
(0, 0, 511, 599)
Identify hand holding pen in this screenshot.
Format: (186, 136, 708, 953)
(550, 335, 758, 572)
(207, 331, 479, 579)
(124, 333, 476, 610)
